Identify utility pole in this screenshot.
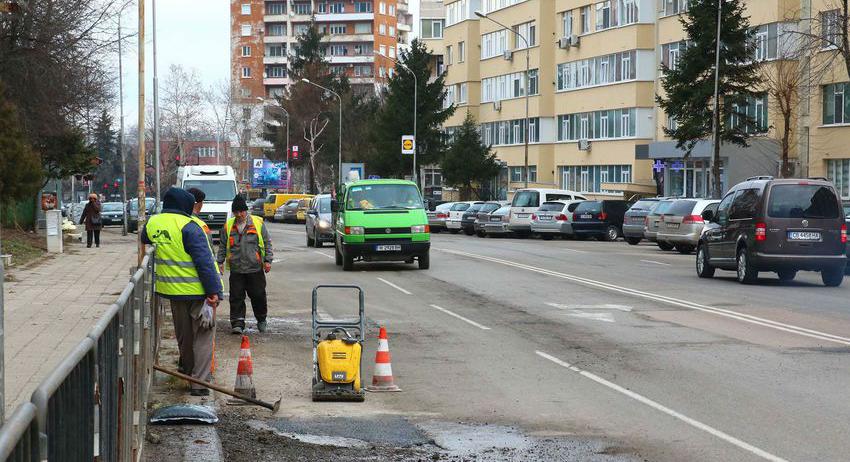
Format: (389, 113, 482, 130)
(137, 0, 146, 265)
(119, 17, 128, 236)
(710, 0, 723, 199)
(153, 0, 161, 203)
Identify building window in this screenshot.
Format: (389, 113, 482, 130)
(389, 46, 396, 58)
(563, 10, 573, 37)
(596, 1, 612, 31)
(389, 25, 395, 37)
(446, 0, 471, 26)
(420, 19, 444, 39)
(241, 45, 251, 57)
(661, 41, 686, 71)
(294, 24, 309, 35)
(197, 146, 217, 158)
(379, 1, 386, 14)
(661, 0, 688, 17)
(326, 44, 347, 56)
(510, 167, 523, 182)
(560, 165, 632, 192)
(458, 41, 466, 62)
(821, 10, 840, 47)
(354, 22, 371, 34)
(241, 67, 251, 78)
(446, 45, 453, 65)
(456, 83, 468, 104)
(557, 108, 638, 141)
(240, 87, 251, 97)
(481, 29, 508, 59)
(267, 23, 286, 36)
(267, 44, 286, 57)
(827, 159, 850, 199)
(481, 0, 527, 14)
(557, 50, 638, 91)
(481, 69, 540, 102)
(329, 24, 347, 34)
(513, 21, 536, 48)
(667, 114, 677, 131)
(824, 82, 850, 125)
(266, 2, 286, 15)
(528, 69, 538, 95)
(390, 4, 395, 15)
(379, 23, 387, 35)
(729, 93, 769, 134)
(621, 0, 639, 25)
(355, 2, 372, 13)
(293, 2, 311, 15)
(330, 2, 344, 13)
(241, 24, 252, 36)
(317, 2, 327, 13)
(241, 3, 250, 15)
(480, 118, 541, 146)
(580, 6, 591, 34)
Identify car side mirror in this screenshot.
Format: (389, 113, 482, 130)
(307, 209, 317, 216)
(331, 200, 339, 213)
(701, 209, 715, 223)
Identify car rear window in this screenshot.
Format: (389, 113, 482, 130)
(574, 201, 602, 214)
(466, 204, 483, 213)
(538, 202, 565, 212)
(493, 206, 511, 215)
(666, 200, 697, 216)
(545, 193, 573, 202)
(451, 203, 471, 211)
(628, 199, 657, 211)
(650, 200, 674, 215)
(768, 185, 840, 219)
(480, 203, 500, 213)
(567, 202, 581, 212)
(512, 191, 540, 208)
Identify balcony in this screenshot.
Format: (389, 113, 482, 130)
(315, 12, 374, 22)
(263, 77, 291, 86)
(263, 35, 289, 44)
(263, 56, 288, 65)
(321, 33, 374, 43)
(327, 55, 374, 64)
(263, 14, 289, 22)
(397, 24, 412, 32)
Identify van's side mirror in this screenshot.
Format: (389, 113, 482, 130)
(716, 209, 727, 225)
(701, 209, 715, 223)
(331, 200, 339, 213)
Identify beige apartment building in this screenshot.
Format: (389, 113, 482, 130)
(438, 0, 850, 200)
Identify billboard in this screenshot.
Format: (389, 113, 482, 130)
(252, 158, 289, 189)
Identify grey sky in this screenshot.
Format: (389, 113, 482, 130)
(120, 0, 229, 128)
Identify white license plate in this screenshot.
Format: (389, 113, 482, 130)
(491, 217, 502, 222)
(516, 213, 529, 218)
(375, 245, 402, 251)
(788, 231, 820, 241)
(538, 215, 552, 220)
(667, 223, 680, 229)
(580, 214, 592, 219)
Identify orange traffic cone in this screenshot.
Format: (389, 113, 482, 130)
(366, 326, 401, 392)
(233, 335, 257, 398)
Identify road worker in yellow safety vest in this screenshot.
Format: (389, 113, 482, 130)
(216, 195, 274, 335)
(142, 187, 223, 397)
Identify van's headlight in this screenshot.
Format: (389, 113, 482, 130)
(318, 219, 330, 228)
(411, 225, 429, 233)
(345, 226, 364, 235)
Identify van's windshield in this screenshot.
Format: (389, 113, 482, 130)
(346, 184, 423, 210)
(512, 191, 540, 208)
(182, 180, 237, 201)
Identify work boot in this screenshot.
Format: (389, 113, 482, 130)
(190, 388, 210, 397)
(231, 325, 243, 335)
(257, 320, 268, 333)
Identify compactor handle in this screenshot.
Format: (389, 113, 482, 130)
(311, 285, 365, 335)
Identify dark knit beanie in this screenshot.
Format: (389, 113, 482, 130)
(232, 194, 248, 212)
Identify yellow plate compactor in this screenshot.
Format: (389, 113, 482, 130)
(311, 285, 366, 402)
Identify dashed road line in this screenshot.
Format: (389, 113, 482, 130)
(377, 277, 412, 295)
(429, 304, 491, 330)
(313, 251, 334, 259)
(640, 259, 671, 266)
(536, 351, 788, 462)
(438, 248, 850, 346)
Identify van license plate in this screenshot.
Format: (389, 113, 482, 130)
(788, 231, 820, 241)
(332, 371, 347, 381)
(580, 214, 592, 219)
(516, 213, 529, 218)
(376, 245, 402, 251)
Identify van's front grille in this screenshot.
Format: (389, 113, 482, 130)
(365, 227, 410, 235)
(201, 212, 228, 229)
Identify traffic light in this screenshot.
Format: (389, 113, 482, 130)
(103, 183, 109, 190)
(114, 181, 119, 188)
(175, 154, 181, 166)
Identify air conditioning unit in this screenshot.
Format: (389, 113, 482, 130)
(493, 100, 502, 111)
(558, 37, 571, 49)
(503, 50, 513, 61)
(569, 34, 581, 47)
(578, 139, 591, 151)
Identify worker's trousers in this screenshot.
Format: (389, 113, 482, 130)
(228, 270, 268, 329)
(170, 299, 214, 390)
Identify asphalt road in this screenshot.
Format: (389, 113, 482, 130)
(234, 223, 850, 462)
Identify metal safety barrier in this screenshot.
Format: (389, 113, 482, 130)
(0, 247, 162, 461)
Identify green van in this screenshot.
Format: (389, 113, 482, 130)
(332, 179, 430, 271)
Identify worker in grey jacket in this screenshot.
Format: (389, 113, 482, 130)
(217, 195, 274, 334)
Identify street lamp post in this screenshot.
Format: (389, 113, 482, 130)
(710, 0, 724, 199)
(475, 10, 530, 188)
(301, 79, 342, 186)
(375, 50, 418, 188)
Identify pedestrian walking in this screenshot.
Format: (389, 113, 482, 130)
(143, 187, 223, 396)
(79, 193, 103, 248)
(217, 194, 273, 334)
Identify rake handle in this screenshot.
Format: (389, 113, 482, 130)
(153, 364, 279, 411)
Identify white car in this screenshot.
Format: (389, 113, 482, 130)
(509, 189, 587, 236)
(445, 201, 480, 234)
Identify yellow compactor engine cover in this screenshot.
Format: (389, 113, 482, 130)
(316, 339, 362, 390)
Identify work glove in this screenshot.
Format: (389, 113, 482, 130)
(200, 301, 215, 330)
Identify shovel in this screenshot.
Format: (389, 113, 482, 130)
(154, 364, 281, 412)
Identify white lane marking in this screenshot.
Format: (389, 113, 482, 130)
(565, 311, 615, 323)
(438, 248, 850, 346)
(563, 248, 588, 254)
(640, 259, 671, 266)
(275, 229, 305, 235)
(536, 351, 788, 462)
(547, 303, 632, 312)
(377, 277, 412, 295)
(429, 304, 491, 330)
(313, 251, 334, 259)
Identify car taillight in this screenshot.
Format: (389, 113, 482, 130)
(531, 214, 537, 221)
(682, 215, 704, 224)
(841, 224, 847, 243)
(437, 213, 447, 219)
(556, 213, 568, 221)
(598, 212, 608, 220)
(755, 222, 767, 241)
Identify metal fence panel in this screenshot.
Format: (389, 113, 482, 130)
(0, 403, 39, 462)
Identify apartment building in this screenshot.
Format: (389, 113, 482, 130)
(439, 0, 850, 200)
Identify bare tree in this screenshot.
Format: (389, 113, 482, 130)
(228, 82, 264, 184)
(160, 64, 206, 160)
(204, 78, 232, 164)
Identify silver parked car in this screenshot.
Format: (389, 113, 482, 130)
(275, 198, 300, 222)
(656, 199, 720, 254)
(530, 201, 583, 239)
(479, 205, 512, 237)
(623, 198, 662, 245)
(306, 194, 333, 247)
(427, 202, 455, 233)
(644, 199, 676, 250)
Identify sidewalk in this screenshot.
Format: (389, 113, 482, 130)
(3, 227, 139, 415)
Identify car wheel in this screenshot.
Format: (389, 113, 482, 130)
(334, 244, 343, 266)
(695, 244, 715, 278)
(342, 254, 354, 271)
(676, 244, 695, 254)
(313, 235, 323, 248)
(657, 241, 674, 251)
(476, 231, 486, 238)
(449, 229, 460, 234)
(604, 225, 619, 242)
(418, 252, 430, 270)
(777, 270, 797, 282)
(432, 228, 441, 234)
(822, 268, 844, 287)
(625, 237, 641, 245)
(541, 234, 553, 241)
(736, 247, 758, 284)
(463, 228, 475, 236)
(307, 234, 314, 247)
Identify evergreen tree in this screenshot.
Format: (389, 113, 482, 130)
(92, 109, 121, 197)
(657, 0, 762, 197)
(441, 112, 501, 200)
(368, 39, 455, 179)
(0, 88, 42, 206)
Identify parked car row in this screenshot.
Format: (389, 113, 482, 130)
(431, 180, 849, 286)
